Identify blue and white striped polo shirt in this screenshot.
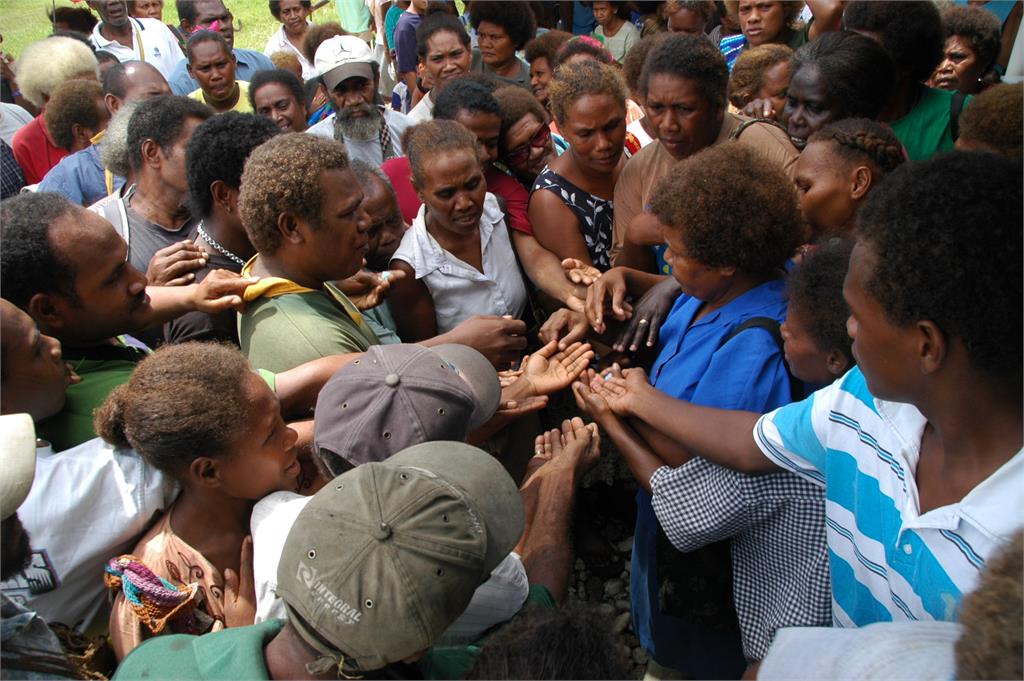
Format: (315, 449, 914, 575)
(754, 366, 1023, 627)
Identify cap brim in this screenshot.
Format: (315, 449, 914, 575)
(386, 441, 523, 574)
(321, 62, 375, 93)
(428, 344, 501, 431)
(1, 414, 37, 520)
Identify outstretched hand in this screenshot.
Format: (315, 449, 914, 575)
(531, 417, 601, 478)
(561, 258, 602, 287)
(590, 364, 650, 417)
(538, 307, 590, 350)
(191, 269, 259, 313)
(519, 340, 595, 396)
(585, 267, 634, 334)
(337, 268, 407, 311)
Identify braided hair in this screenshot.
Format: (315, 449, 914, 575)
(807, 118, 905, 177)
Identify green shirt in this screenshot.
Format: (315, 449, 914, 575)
(890, 85, 970, 161)
(36, 340, 148, 452)
(113, 618, 284, 680)
(239, 282, 380, 372)
(419, 585, 556, 680)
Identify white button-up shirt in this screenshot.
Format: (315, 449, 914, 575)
(262, 24, 317, 80)
(89, 17, 184, 80)
(391, 192, 528, 334)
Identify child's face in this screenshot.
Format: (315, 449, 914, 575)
(793, 140, 857, 241)
(781, 303, 841, 387)
(215, 372, 301, 498)
(0, 302, 78, 423)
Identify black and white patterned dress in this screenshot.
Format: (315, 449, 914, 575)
(531, 166, 614, 271)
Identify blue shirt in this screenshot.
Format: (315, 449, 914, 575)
(632, 279, 796, 675)
(37, 144, 125, 206)
(168, 48, 274, 95)
(755, 367, 1024, 627)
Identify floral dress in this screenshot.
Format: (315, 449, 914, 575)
(531, 167, 614, 271)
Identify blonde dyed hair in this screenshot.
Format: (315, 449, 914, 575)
(547, 60, 627, 128)
(14, 36, 99, 107)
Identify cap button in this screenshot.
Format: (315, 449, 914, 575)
(385, 373, 400, 387)
(373, 522, 392, 540)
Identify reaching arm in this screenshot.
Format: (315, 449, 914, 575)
(595, 369, 778, 475)
(511, 231, 587, 312)
(805, 0, 843, 40)
(528, 189, 594, 265)
(142, 270, 257, 328)
(387, 259, 438, 342)
(273, 353, 361, 419)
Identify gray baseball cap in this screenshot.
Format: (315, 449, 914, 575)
(276, 441, 524, 675)
(314, 344, 500, 470)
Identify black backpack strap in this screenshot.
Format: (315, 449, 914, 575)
(721, 316, 805, 401)
(729, 117, 791, 142)
(950, 91, 967, 141)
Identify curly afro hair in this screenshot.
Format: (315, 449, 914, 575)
(433, 77, 501, 120)
(640, 34, 728, 109)
(954, 529, 1023, 681)
(239, 134, 350, 254)
(94, 342, 255, 477)
(493, 85, 548, 155)
(185, 113, 280, 219)
(404, 119, 480, 188)
(44, 79, 105, 151)
(661, 1, 716, 25)
(416, 12, 470, 61)
(0, 193, 80, 308)
(942, 5, 1002, 76)
(524, 29, 572, 68)
(547, 59, 627, 128)
(468, 1, 537, 50)
(790, 31, 894, 121)
(622, 31, 671, 96)
(958, 83, 1023, 159)
(651, 141, 802, 275)
(14, 36, 99, 108)
(855, 151, 1022, 394)
(301, 22, 347, 64)
(843, 1, 944, 83)
(269, 0, 311, 20)
(786, 238, 854, 363)
(127, 95, 214, 172)
(554, 35, 614, 67)
(728, 43, 792, 109)
(808, 118, 906, 177)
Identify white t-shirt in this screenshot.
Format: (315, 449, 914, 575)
(407, 93, 434, 123)
(90, 17, 185, 80)
(263, 24, 317, 80)
(0, 438, 178, 631)
(251, 491, 529, 643)
(0, 103, 34, 145)
(391, 192, 528, 334)
(307, 108, 412, 166)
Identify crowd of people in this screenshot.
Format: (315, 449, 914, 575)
(0, 0, 1022, 679)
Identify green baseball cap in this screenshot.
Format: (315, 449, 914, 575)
(276, 441, 524, 675)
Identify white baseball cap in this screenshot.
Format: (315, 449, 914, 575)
(315, 35, 375, 92)
(1, 413, 37, 520)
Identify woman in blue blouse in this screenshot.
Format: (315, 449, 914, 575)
(577, 141, 830, 677)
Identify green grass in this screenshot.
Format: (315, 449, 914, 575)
(0, 0, 343, 58)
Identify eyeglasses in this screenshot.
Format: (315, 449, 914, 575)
(505, 125, 551, 166)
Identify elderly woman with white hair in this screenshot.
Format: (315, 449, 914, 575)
(11, 36, 100, 184)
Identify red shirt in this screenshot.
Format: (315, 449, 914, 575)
(12, 113, 67, 185)
(381, 156, 534, 235)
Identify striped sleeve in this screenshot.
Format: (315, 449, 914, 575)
(754, 389, 831, 487)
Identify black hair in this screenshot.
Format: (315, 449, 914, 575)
(416, 11, 470, 61)
(127, 95, 214, 172)
(790, 31, 894, 121)
(554, 35, 614, 67)
(49, 29, 95, 49)
(269, 0, 311, 20)
(95, 50, 120, 66)
(185, 113, 280, 219)
(248, 68, 306, 110)
(468, 1, 537, 50)
(102, 61, 130, 98)
(843, 1, 944, 83)
(433, 77, 501, 120)
(786, 238, 855, 363)
(186, 29, 231, 63)
(943, 5, 1002, 76)
(856, 152, 1022, 395)
(0, 193, 80, 308)
(467, 602, 630, 679)
(640, 34, 728, 109)
(47, 5, 98, 34)
(175, 0, 199, 24)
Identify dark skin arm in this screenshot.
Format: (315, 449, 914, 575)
(387, 258, 438, 342)
(529, 189, 594, 265)
(805, 0, 843, 40)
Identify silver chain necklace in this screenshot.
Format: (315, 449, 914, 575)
(196, 221, 246, 267)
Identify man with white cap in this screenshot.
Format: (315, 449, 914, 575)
(0, 413, 80, 679)
(306, 35, 412, 166)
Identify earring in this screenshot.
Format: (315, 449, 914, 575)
(226, 205, 232, 214)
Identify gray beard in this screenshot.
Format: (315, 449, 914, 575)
(334, 107, 383, 141)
